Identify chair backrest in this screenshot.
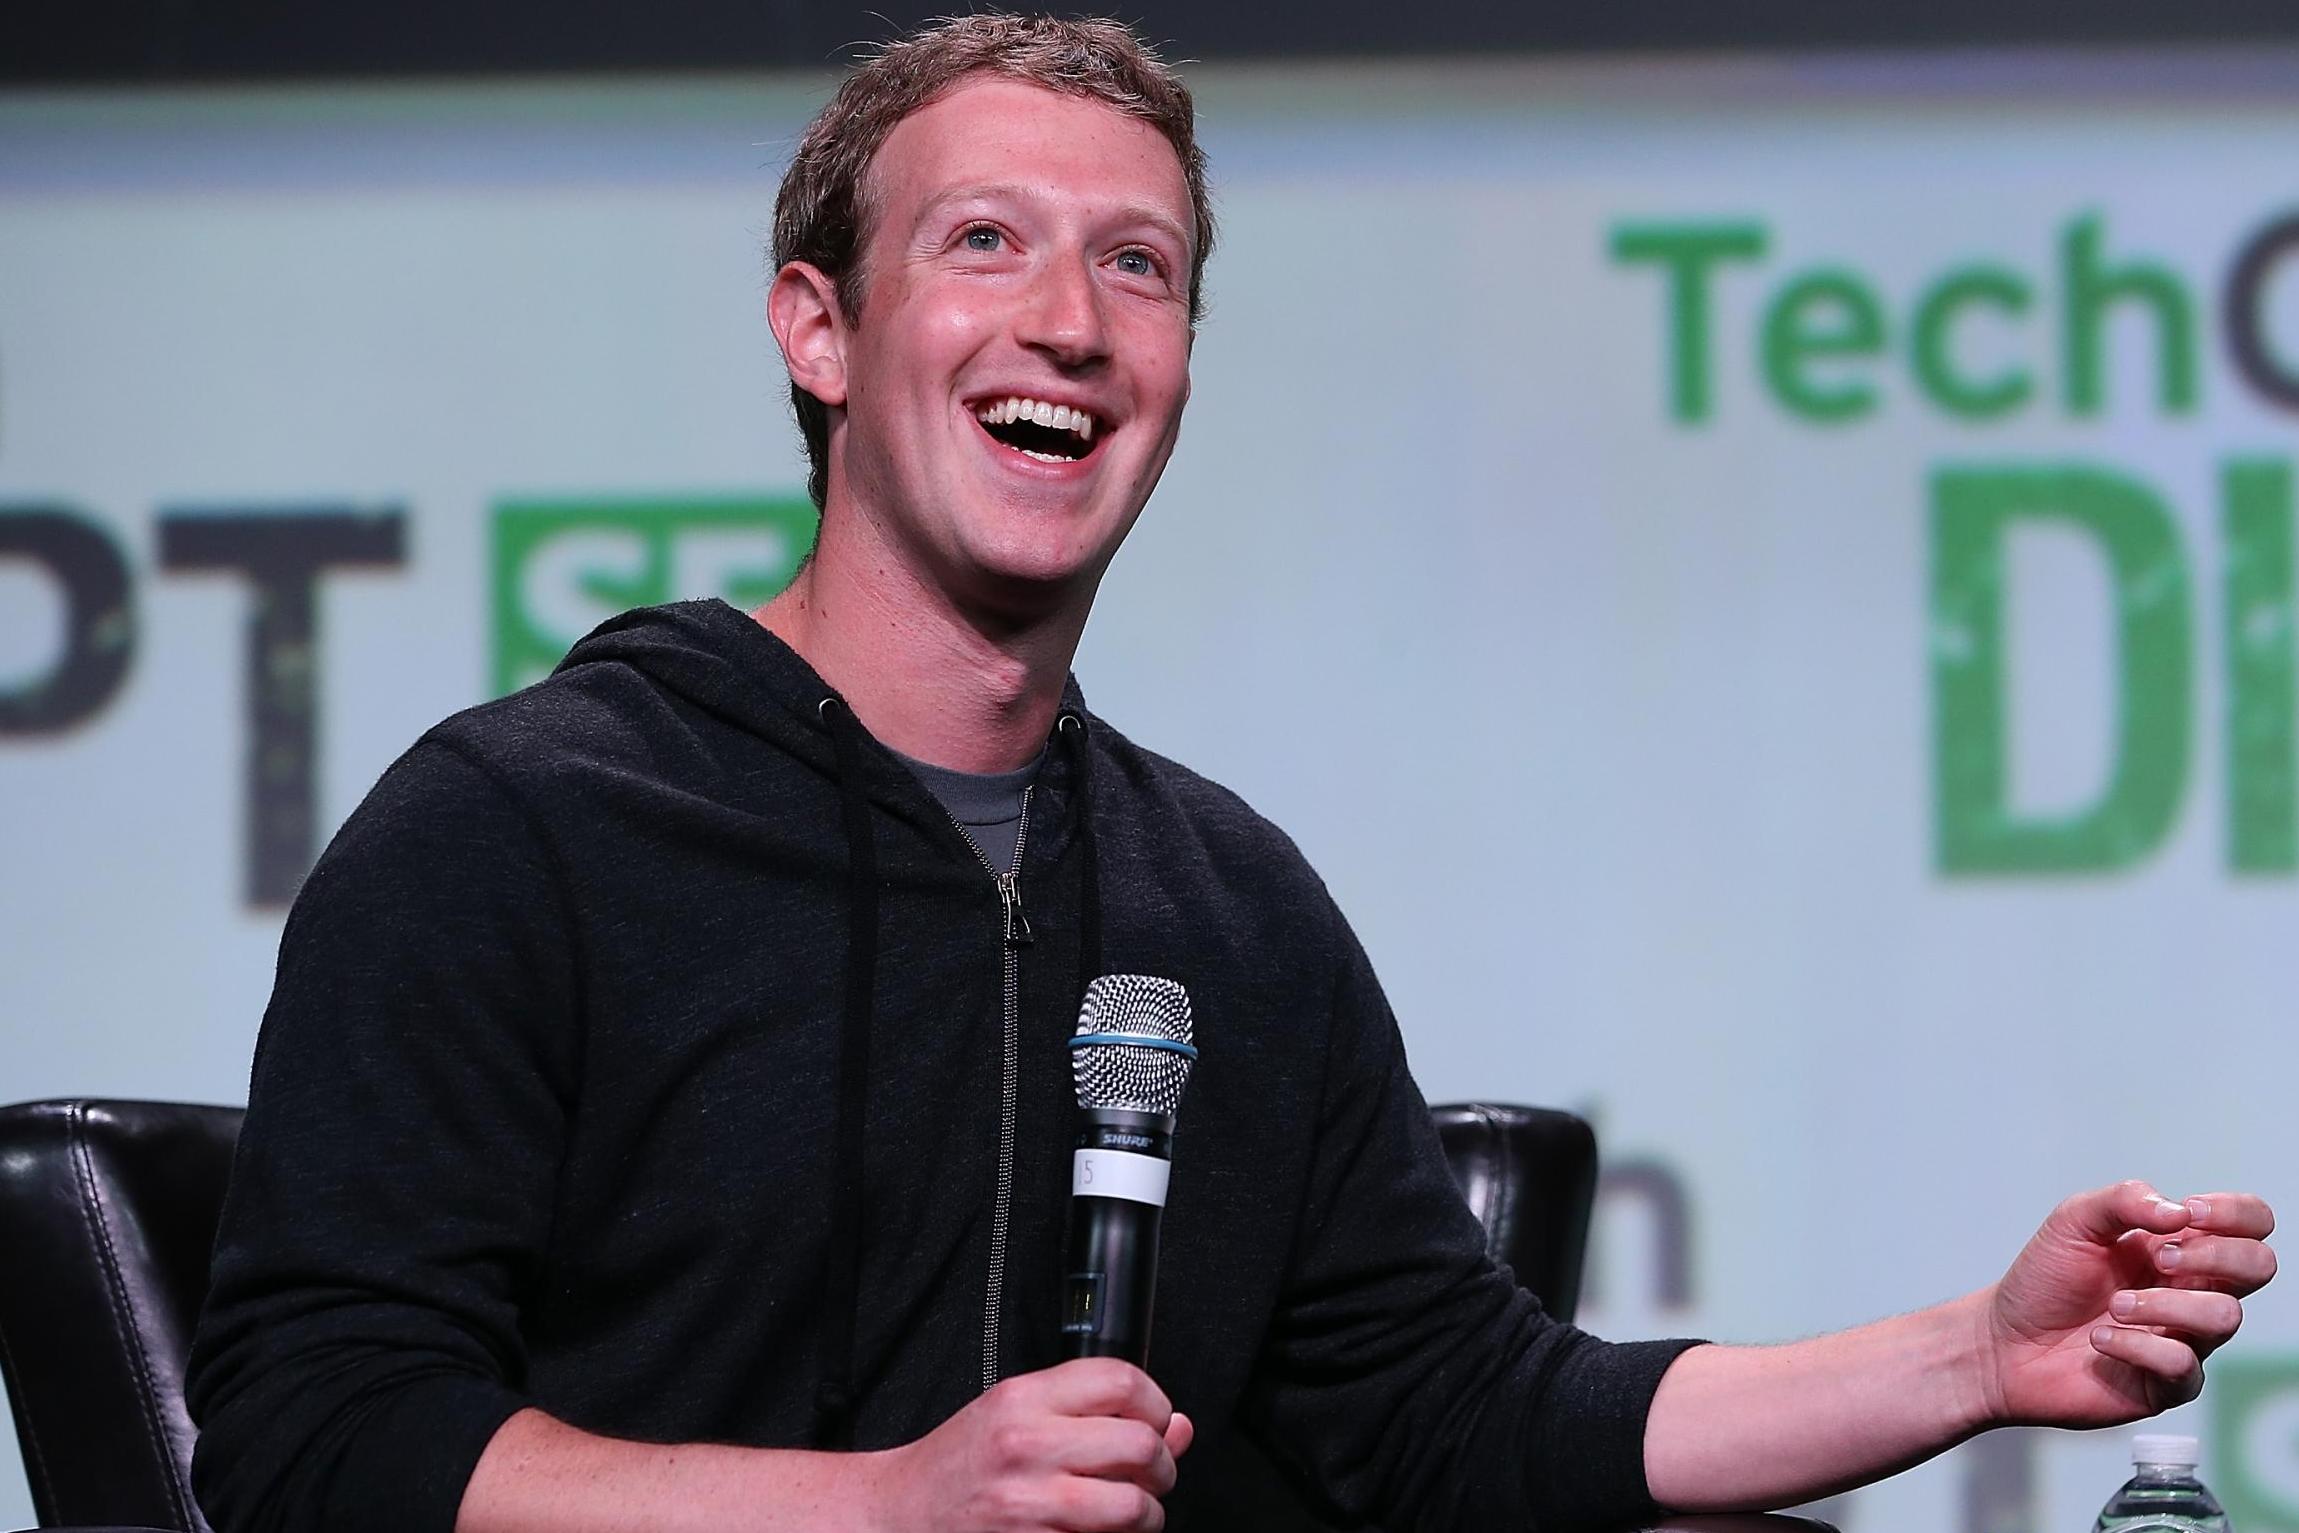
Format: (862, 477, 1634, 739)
(1430, 1101, 1596, 1324)
(0, 1100, 241, 1533)
(0, 1098, 1594, 1533)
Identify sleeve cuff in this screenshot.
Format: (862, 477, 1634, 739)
(1538, 1335, 1709, 1529)
(330, 1373, 531, 1533)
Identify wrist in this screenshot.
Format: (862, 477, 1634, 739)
(843, 1441, 909, 1533)
(1950, 1285, 2008, 1435)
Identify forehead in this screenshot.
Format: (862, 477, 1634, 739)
(865, 75, 1192, 241)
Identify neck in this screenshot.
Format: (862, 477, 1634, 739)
(754, 510, 1088, 774)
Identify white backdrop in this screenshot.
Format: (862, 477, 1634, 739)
(5, 49, 2299, 1532)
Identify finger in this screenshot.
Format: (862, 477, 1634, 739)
(1055, 1476, 1163, 1533)
(1166, 1410, 1194, 1460)
(2156, 1234, 2279, 1294)
(2060, 1181, 2193, 1244)
(2110, 1287, 2244, 1350)
(2182, 1193, 2277, 1239)
(2090, 1324, 2204, 1404)
(1055, 1416, 1176, 1495)
(1039, 1358, 1176, 1429)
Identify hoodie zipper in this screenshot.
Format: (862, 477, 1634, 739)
(945, 786, 1033, 1394)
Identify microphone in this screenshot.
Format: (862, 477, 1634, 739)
(1060, 974, 1197, 1366)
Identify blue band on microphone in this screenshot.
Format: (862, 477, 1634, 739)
(1068, 1031, 1200, 1059)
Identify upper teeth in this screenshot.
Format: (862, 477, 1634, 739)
(977, 396, 1097, 441)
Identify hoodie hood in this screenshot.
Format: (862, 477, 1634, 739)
(556, 598, 841, 763)
(556, 598, 1094, 800)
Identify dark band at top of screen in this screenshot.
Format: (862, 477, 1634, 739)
(9, 0, 2299, 88)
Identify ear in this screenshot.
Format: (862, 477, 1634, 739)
(767, 261, 849, 409)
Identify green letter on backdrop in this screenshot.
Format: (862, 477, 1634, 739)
(2223, 459, 2298, 872)
(1932, 465, 2192, 873)
(2062, 214, 2198, 417)
(1912, 266, 2035, 421)
(1761, 268, 1887, 423)
(1609, 221, 1768, 424)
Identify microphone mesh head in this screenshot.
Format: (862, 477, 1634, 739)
(1071, 974, 1195, 1116)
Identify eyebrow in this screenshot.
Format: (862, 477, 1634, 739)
(913, 181, 1192, 257)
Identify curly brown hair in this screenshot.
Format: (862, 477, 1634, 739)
(772, 13, 1215, 509)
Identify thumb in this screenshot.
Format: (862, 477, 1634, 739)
(2054, 1181, 2191, 1245)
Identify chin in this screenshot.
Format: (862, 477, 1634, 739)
(952, 549, 1107, 624)
(957, 518, 1117, 583)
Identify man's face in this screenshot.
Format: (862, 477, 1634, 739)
(823, 77, 1196, 618)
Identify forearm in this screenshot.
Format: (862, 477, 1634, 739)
(456, 1408, 890, 1533)
(1643, 1289, 1998, 1512)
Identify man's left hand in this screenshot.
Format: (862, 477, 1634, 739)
(1984, 1181, 2277, 1426)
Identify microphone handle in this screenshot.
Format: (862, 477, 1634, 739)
(1060, 1108, 1173, 1366)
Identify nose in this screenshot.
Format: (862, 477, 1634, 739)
(1019, 252, 1110, 368)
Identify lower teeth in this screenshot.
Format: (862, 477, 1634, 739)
(1020, 448, 1074, 463)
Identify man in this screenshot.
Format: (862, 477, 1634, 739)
(187, 16, 2275, 1533)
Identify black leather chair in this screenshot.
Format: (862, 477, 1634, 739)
(0, 1101, 233, 1533)
(0, 1099, 1829, 1533)
(1430, 1102, 1597, 1323)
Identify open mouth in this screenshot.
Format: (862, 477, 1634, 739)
(975, 395, 1104, 464)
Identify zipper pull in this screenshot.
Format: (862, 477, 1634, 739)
(996, 871, 1033, 947)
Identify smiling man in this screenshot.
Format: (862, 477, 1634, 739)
(759, 67, 1196, 771)
(186, 17, 2274, 1533)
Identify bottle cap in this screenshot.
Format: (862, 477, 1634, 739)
(2133, 1433, 2201, 1468)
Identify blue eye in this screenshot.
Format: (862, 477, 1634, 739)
(963, 226, 1003, 251)
(1115, 249, 1156, 277)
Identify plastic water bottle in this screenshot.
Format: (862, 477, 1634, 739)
(2092, 1434, 2231, 1533)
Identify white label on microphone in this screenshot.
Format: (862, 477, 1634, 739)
(1072, 1147, 1171, 1206)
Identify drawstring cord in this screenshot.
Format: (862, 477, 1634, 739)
(813, 696, 877, 1451)
(1058, 711, 1102, 991)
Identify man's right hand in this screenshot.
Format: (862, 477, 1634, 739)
(868, 1358, 1194, 1533)
(458, 1362, 1191, 1533)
